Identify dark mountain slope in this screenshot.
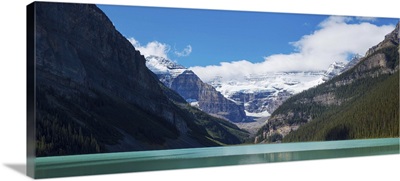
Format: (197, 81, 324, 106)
(34, 2, 248, 157)
(254, 23, 399, 143)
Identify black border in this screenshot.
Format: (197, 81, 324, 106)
(27, 2, 36, 179)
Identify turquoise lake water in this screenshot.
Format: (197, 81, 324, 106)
(34, 138, 399, 178)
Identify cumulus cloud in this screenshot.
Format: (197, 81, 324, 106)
(127, 37, 193, 60)
(190, 16, 395, 82)
(174, 45, 192, 57)
(127, 37, 170, 59)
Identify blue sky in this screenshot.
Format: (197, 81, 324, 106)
(97, 4, 398, 75)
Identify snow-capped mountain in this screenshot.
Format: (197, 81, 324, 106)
(208, 71, 326, 117)
(146, 55, 186, 72)
(146, 55, 357, 122)
(203, 55, 361, 119)
(341, 54, 362, 73)
(145, 56, 248, 123)
(322, 55, 362, 81)
(322, 62, 347, 81)
(145, 55, 186, 87)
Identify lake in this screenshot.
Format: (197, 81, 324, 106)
(35, 138, 399, 178)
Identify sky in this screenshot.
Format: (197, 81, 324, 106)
(98, 4, 398, 81)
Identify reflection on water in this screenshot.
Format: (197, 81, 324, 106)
(35, 138, 399, 178)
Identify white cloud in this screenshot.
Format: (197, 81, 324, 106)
(318, 16, 351, 27)
(190, 16, 395, 82)
(127, 37, 170, 59)
(127, 37, 193, 60)
(355, 16, 377, 22)
(174, 45, 192, 57)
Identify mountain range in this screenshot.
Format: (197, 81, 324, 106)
(146, 52, 362, 129)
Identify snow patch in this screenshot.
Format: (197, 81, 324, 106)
(245, 110, 271, 118)
(210, 71, 326, 99)
(190, 102, 199, 107)
(186, 99, 199, 107)
(145, 55, 186, 78)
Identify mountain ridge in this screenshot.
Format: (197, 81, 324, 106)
(254, 23, 399, 143)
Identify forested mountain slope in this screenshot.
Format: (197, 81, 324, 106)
(255, 23, 399, 143)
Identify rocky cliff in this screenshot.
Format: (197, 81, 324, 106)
(365, 22, 399, 57)
(146, 56, 248, 123)
(171, 70, 247, 122)
(34, 2, 248, 156)
(36, 2, 188, 131)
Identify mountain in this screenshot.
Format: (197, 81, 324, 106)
(322, 61, 347, 81)
(341, 54, 362, 73)
(322, 55, 363, 81)
(254, 23, 399, 143)
(146, 56, 248, 123)
(207, 54, 363, 121)
(34, 2, 248, 157)
(145, 55, 186, 87)
(208, 71, 327, 118)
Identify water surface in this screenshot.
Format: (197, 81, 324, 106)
(35, 138, 399, 178)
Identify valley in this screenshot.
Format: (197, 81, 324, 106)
(34, 2, 399, 157)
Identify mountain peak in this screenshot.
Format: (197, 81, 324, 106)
(322, 61, 346, 81)
(384, 22, 399, 44)
(146, 56, 186, 69)
(145, 56, 186, 76)
(365, 22, 399, 57)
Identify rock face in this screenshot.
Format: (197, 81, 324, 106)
(230, 89, 292, 116)
(146, 56, 248, 122)
(254, 23, 400, 143)
(34, 2, 247, 156)
(171, 70, 247, 122)
(36, 3, 186, 130)
(365, 22, 399, 57)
